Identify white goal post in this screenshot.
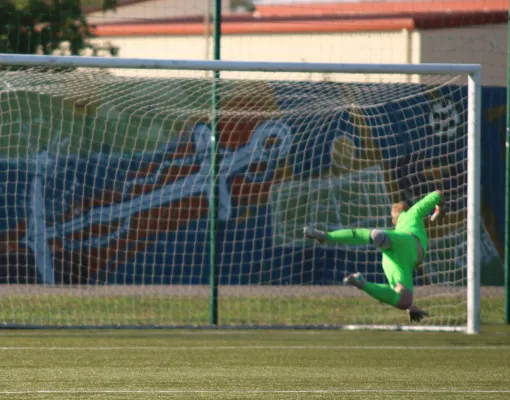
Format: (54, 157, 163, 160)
(0, 54, 481, 333)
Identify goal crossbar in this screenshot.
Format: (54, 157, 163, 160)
(0, 54, 481, 75)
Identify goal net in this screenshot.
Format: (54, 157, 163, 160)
(0, 56, 480, 331)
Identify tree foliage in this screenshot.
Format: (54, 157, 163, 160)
(230, 0, 255, 12)
(0, 0, 118, 56)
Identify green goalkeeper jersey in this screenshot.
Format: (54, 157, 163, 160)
(394, 191, 442, 252)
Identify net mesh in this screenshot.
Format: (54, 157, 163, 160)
(0, 65, 483, 327)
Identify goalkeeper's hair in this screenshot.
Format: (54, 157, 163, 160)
(392, 201, 409, 215)
(391, 201, 409, 225)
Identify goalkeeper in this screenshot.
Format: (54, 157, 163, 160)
(304, 191, 445, 322)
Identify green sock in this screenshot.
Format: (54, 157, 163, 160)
(362, 282, 400, 307)
(326, 228, 371, 246)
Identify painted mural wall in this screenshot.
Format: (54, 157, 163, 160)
(0, 76, 505, 286)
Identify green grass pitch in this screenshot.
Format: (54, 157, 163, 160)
(0, 299, 509, 399)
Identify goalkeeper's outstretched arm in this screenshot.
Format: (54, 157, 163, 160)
(409, 190, 445, 221)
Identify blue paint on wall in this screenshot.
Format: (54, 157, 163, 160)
(0, 83, 505, 286)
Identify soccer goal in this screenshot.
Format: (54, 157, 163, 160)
(0, 54, 480, 333)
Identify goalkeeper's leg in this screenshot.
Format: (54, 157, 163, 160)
(368, 230, 416, 311)
(345, 272, 427, 321)
(303, 227, 374, 246)
(304, 227, 411, 306)
(344, 272, 413, 311)
(340, 229, 428, 321)
(304, 227, 427, 317)
(344, 274, 428, 321)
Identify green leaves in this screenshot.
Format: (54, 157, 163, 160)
(0, 0, 117, 56)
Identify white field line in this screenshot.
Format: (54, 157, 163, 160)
(1, 389, 510, 395)
(0, 345, 509, 351)
(0, 331, 258, 336)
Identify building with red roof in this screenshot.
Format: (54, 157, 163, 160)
(88, 0, 508, 85)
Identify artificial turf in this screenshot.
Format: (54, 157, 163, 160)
(0, 325, 509, 399)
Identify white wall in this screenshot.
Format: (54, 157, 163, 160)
(97, 30, 410, 82)
(419, 24, 508, 87)
(93, 23, 508, 86)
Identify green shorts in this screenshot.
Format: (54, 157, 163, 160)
(380, 230, 420, 292)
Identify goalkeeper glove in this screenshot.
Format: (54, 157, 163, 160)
(430, 190, 446, 222)
(430, 205, 446, 222)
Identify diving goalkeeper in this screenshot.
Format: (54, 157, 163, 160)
(304, 190, 445, 322)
